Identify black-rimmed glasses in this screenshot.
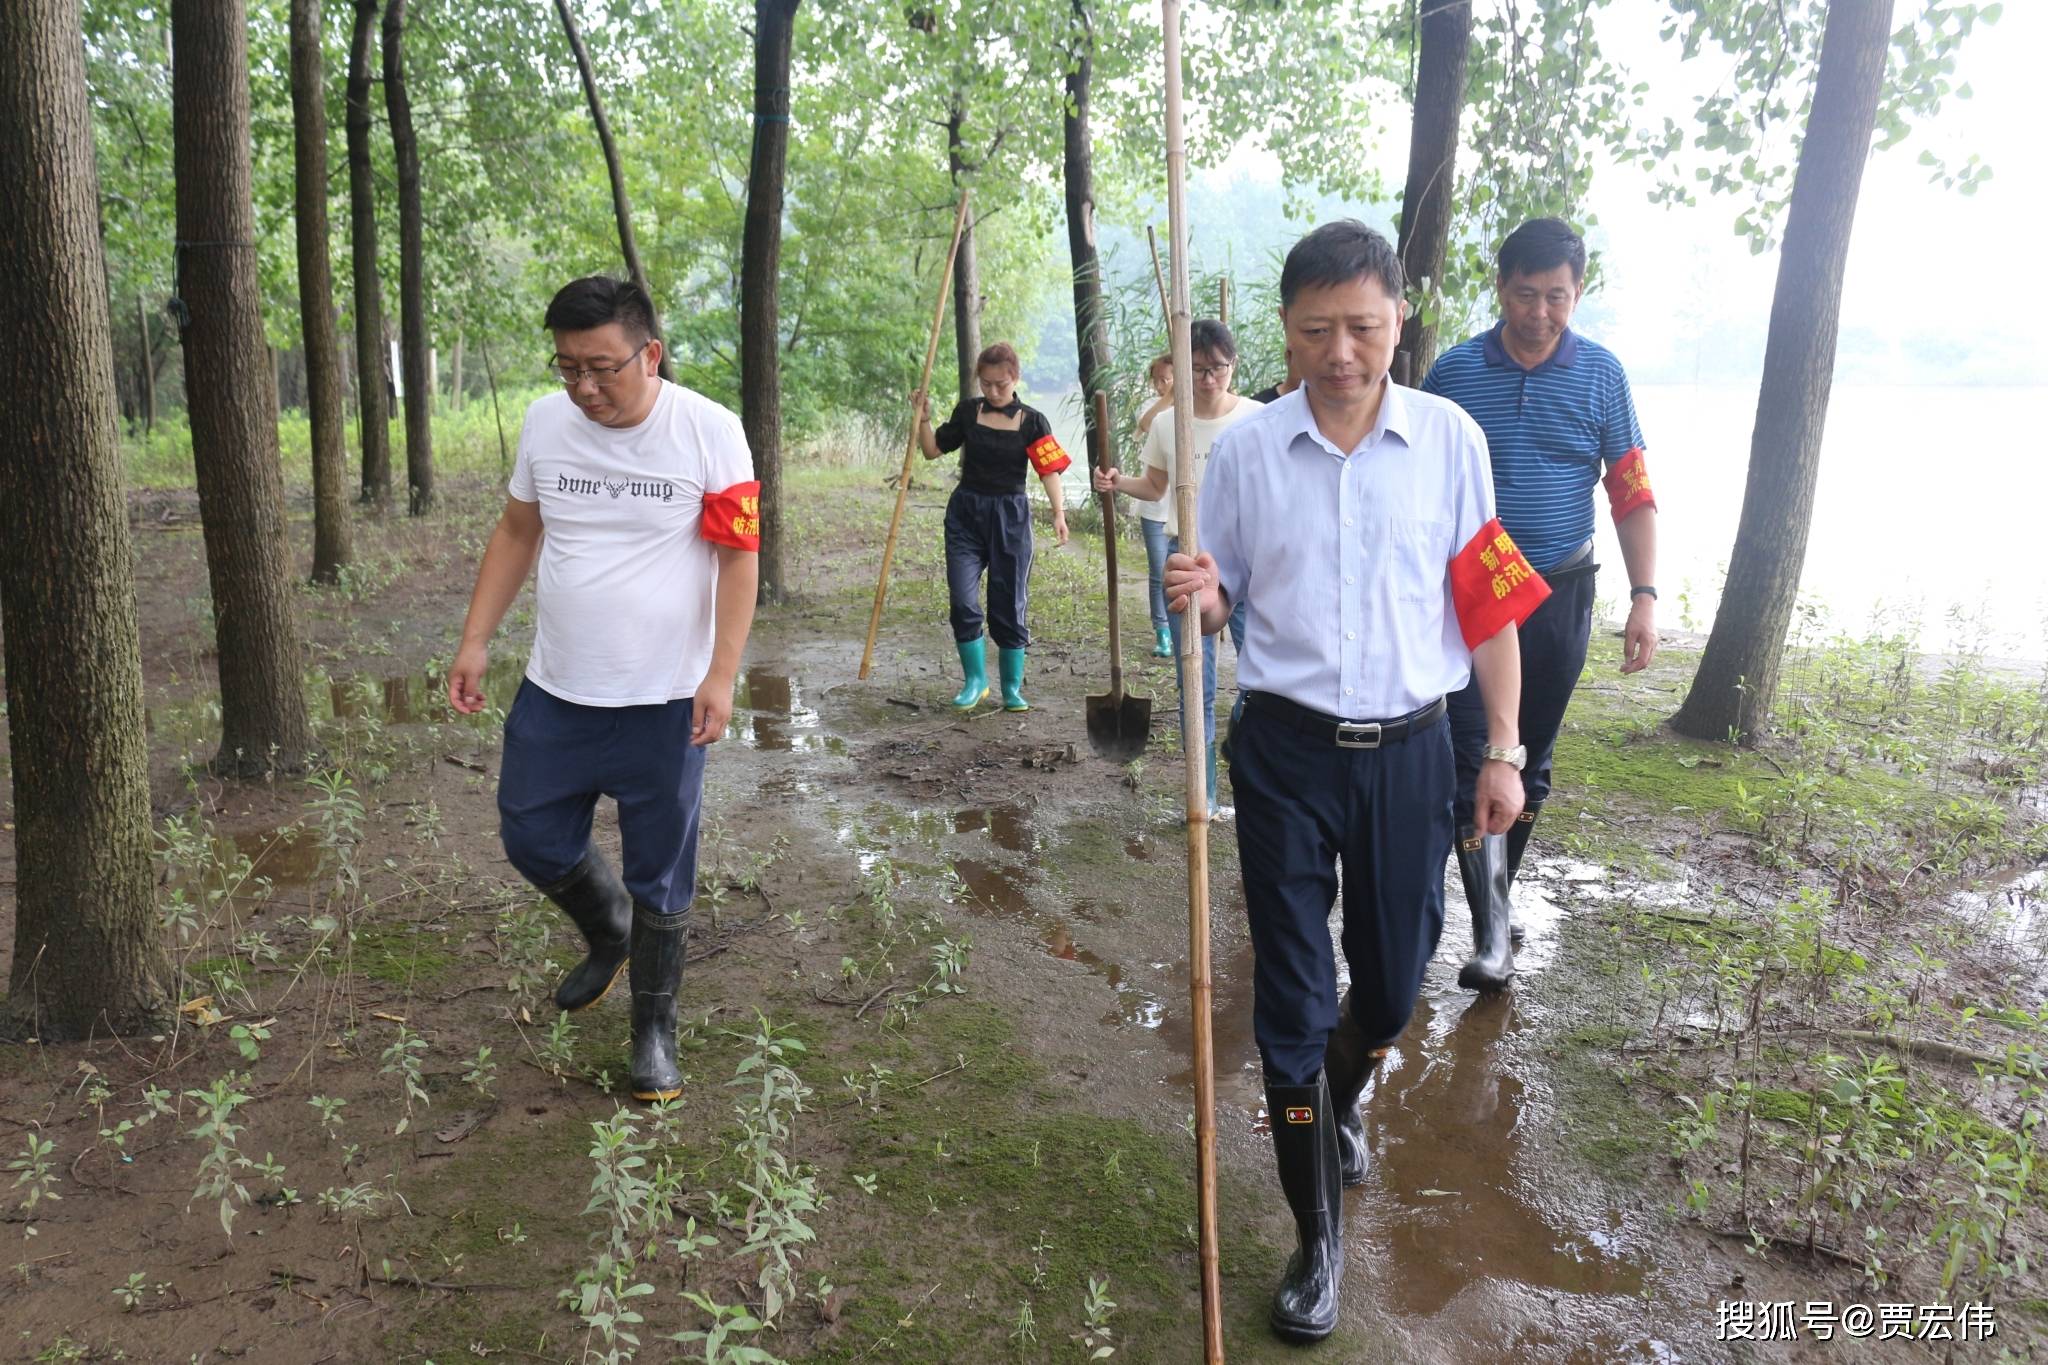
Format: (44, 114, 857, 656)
(546, 341, 648, 387)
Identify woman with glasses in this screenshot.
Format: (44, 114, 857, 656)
(1093, 319, 1260, 812)
(912, 341, 1071, 712)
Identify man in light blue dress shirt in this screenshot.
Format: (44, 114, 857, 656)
(1164, 221, 1548, 1342)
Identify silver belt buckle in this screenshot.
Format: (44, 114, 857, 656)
(1335, 721, 1382, 749)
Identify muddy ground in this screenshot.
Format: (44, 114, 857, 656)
(2, 463, 2044, 1363)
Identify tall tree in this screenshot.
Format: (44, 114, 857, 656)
(291, 0, 353, 583)
(382, 0, 432, 514)
(170, 0, 313, 774)
(740, 0, 801, 603)
(1394, 0, 1473, 383)
(346, 0, 391, 507)
(1, 0, 173, 1040)
(1060, 0, 1108, 449)
(945, 98, 984, 403)
(1671, 0, 1895, 742)
(554, 0, 675, 383)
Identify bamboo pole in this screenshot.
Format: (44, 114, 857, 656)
(859, 191, 973, 682)
(1163, 3, 1223, 1359)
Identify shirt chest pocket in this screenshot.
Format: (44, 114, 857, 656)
(1373, 517, 1452, 605)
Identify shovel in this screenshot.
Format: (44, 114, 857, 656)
(1084, 389, 1152, 762)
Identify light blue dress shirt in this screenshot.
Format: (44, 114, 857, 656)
(1200, 380, 1498, 720)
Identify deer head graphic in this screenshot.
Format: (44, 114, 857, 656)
(602, 478, 627, 499)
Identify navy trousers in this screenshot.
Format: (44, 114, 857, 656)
(1229, 695, 1455, 1086)
(944, 487, 1033, 649)
(1448, 565, 1596, 821)
(497, 679, 706, 914)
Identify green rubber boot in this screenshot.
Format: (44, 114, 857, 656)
(998, 647, 1029, 712)
(951, 637, 989, 710)
(1152, 626, 1172, 658)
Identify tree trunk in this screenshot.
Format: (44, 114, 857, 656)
(741, 0, 800, 605)
(554, 0, 673, 384)
(1671, 0, 1894, 744)
(0, 0, 173, 1041)
(946, 101, 982, 403)
(346, 0, 390, 507)
(447, 332, 462, 408)
(1061, 1, 1108, 456)
(1394, 0, 1471, 384)
(292, 0, 352, 583)
(382, 0, 432, 515)
(171, 0, 314, 775)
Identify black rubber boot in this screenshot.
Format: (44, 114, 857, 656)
(1266, 1074, 1343, 1343)
(628, 903, 686, 1102)
(1455, 824, 1515, 993)
(1320, 992, 1380, 1188)
(539, 848, 631, 1012)
(1504, 804, 1542, 946)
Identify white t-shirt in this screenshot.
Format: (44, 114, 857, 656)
(508, 381, 755, 706)
(1141, 395, 1264, 537)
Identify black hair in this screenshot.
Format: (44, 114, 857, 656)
(1278, 220, 1403, 307)
(543, 276, 656, 343)
(1496, 217, 1586, 283)
(1188, 318, 1237, 363)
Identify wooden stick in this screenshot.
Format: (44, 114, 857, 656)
(1162, 4, 1222, 1358)
(859, 192, 973, 681)
(1218, 275, 1229, 324)
(1145, 223, 1171, 323)
(1094, 390, 1124, 703)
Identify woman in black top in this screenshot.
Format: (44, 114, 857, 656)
(913, 341, 1070, 711)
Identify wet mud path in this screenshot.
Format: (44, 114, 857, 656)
(721, 618, 1759, 1363)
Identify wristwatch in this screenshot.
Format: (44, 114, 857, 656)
(1630, 585, 1657, 600)
(1483, 743, 1527, 771)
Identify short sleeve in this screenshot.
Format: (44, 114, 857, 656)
(1448, 412, 1496, 555)
(701, 405, 755, 490)
(507, 403, 540, 502)
(1598, 361, 1646, 466)
(1141, 413, 1170, 476)
(933, 400, 973, 454)
(1201, 431, 1247, 607)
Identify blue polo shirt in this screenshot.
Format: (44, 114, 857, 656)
(1421, 324, 1645, 572)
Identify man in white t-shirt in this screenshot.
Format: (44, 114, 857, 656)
(447, 276, 759, 1104)
(1093, 319, 1260, 809)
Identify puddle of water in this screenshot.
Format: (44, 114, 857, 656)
(950, 857, 1037, 918)
(735, 667, 841, 753)
(1945, 866, 2048, 993)
(1123, 834, 1155, 862)
(952, 803, 1038, 854)
(1366, 993, 1646, 1317)
(229, 825, 324, 887)
(1040, 920, 1166, 1028)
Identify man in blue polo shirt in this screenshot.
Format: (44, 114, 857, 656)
(1422, 218, 1661, 993)
(1164, 221, 1547, 1342)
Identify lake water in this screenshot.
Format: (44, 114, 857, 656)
(1048, 382, 2048, 661)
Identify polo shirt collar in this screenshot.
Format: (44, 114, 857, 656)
(1284, 376, 1412, 461)
(1481, 320, 1580, 374)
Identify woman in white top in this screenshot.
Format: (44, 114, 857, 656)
(1094, 319, 1260, 810)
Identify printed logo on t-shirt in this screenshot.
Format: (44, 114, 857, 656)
(556, 473, 677, 503)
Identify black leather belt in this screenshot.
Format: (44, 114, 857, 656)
(1542, 539, 1598, 582)
(1244, 691, 1446, 749)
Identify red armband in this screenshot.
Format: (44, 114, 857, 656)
(1602, 448, 1656, 522)
(1026, 433, 1072, 476)
(1449, 517, 1551, 651)
(701, 480, 761, 551)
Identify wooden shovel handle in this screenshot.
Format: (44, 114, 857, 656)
(1095, 389, 1122, 700)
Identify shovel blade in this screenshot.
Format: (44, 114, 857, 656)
(1086, 692, 1153, 763)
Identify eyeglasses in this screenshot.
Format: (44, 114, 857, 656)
(547, 341, 648, 387)
(1193, 363, 1234, 380)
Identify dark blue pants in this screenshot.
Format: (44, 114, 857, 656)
(944, 487, 1033, 649)
(1229, 696, 1455, 1086)
(1449, 567, 1595, 821)
(497, 679, 706, 914)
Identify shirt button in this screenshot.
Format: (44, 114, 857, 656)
(1343, 517, 1354, 527)
(1344, 687, 1354, 696)
(1344, 576, 1354, 585)
(1346, 631, 1356, 641)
